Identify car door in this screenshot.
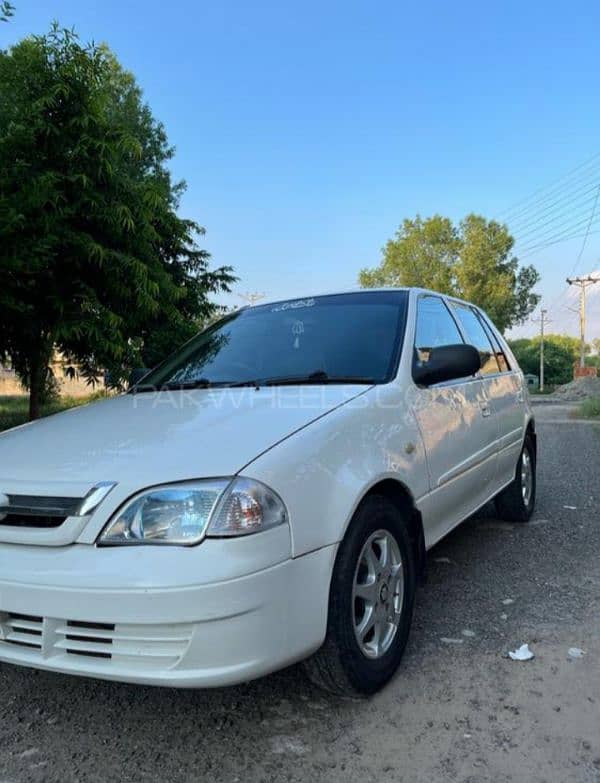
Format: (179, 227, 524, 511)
(476, 308, 526, 487)
(449, 302, 525, 491)
(410, 294, 500, 547)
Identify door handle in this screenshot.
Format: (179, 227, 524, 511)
(516, 390, 524, 403)
(479, 401, 492, 417)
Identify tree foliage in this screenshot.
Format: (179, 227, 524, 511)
(508, 334, 583, 386)
(359, 214, 540, 332)
(0, 26, 235, 418)
(0, 2, 14, 23)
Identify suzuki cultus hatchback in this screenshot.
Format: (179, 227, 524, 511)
(0, 289, 535, 695)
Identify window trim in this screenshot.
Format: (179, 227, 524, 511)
(473, 308, 512, 374)
(449, 301, 502, 377)
(411, 293, 482, 387)
(475, 309, 513, 374)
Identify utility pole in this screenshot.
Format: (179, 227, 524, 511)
(566, 275, 600, 368)
(237, 292, 266, 306)
(532, 308, 551, 391)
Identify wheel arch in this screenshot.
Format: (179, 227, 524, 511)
(358, 478, 427, 585)
(525, 416, 537, 459)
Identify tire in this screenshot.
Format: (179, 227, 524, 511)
(495, 434, 536, 522)
(304, 495, 416, 697)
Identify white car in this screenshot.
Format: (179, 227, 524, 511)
(0, 289, 536, 695)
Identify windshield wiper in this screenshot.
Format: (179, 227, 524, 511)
(227, 371, 377, 388)
(132, 378, 215, 393)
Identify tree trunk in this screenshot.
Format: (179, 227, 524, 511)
(28, 337, 52, 421)
(28, 349, 44, 421)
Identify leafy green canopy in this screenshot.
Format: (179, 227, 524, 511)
(0, 2, 14, 23)
(0, 26, 235, 416)
(359, 214, 540, 332)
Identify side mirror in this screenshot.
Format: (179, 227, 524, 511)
(413, 344, 481, 387)
(128, 367, 150, 388)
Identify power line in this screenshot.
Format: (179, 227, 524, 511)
(570, 185, 600, 276)
(507, 166, 600, 231)
(517, 217, 600, 258)
(498, 152, 600, 220)
(509, 183, 600, 237)
(516, 211, 600, 252)
(519, 227, 600, 260)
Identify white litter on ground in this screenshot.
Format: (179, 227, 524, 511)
(567, 647, 586, 659)
(502, 598, 515, 605)
(462, 629, 476, 637)
(269, 736, 308, 756)
(508, 644, 534, 661)
(500, 613, 508, 620)
(563, 505, 577, 510)
(440, 637, 463, 644)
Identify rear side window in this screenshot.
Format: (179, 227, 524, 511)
(414, 295, 464, 364)
(477, 312, 511, 372)
(451, 303, 500, 375)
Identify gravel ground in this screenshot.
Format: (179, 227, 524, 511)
(1, 402, 599, 783)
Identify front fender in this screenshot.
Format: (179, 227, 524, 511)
(242, 385, 429, 557)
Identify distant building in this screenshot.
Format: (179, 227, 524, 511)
(524, 373, 539, 391)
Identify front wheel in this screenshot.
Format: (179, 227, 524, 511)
(304, 495, 416, 696)
(495, 434, 536, 522)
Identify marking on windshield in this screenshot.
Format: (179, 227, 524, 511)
(292, 320, 304, 349)
(271, 298, 315, 312)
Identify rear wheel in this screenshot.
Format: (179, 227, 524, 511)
(304, 495, 416, 696)
(495, 434, 536, 522)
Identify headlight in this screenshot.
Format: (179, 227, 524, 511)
(97, 478, 287, 546)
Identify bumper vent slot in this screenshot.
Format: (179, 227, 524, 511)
(63, 620, 115, 659)
(1, 611, 193, 670)
(2, 613, 43, 649)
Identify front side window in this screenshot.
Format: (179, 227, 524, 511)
(413, 295, 464, 365)
(138, 291, 409, 388)
(451, 303, 500, 375)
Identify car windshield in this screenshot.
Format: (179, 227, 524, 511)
(137, 291, 408, 389)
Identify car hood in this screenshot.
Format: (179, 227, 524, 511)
(0, 386, 367, 495)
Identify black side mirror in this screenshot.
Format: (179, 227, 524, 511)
(413, 344, 480, 387)
(128, 368, 150, 388)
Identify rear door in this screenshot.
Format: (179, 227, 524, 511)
(449, 303, 523, 490)
(411, 294, 499, 547)
(476, 309, 526, 487)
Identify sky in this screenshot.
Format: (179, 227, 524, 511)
(3, 0, 600, 338)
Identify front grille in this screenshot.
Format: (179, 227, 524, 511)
(0, 612, 193, 669)
(0, 494, 82, 529)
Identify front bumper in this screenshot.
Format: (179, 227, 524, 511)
(0, 534, 336, 688)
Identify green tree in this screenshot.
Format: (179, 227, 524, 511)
(0, 26, 235, 419)
(0, 2, 14, 22)
(359, 213, 540, 332)
(508, 334, 581, 386)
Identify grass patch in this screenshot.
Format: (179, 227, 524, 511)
(576, 396, 600, 419)
(0, 392, 108, 433)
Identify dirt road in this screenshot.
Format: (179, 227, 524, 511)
(1, 401, 599, 782)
